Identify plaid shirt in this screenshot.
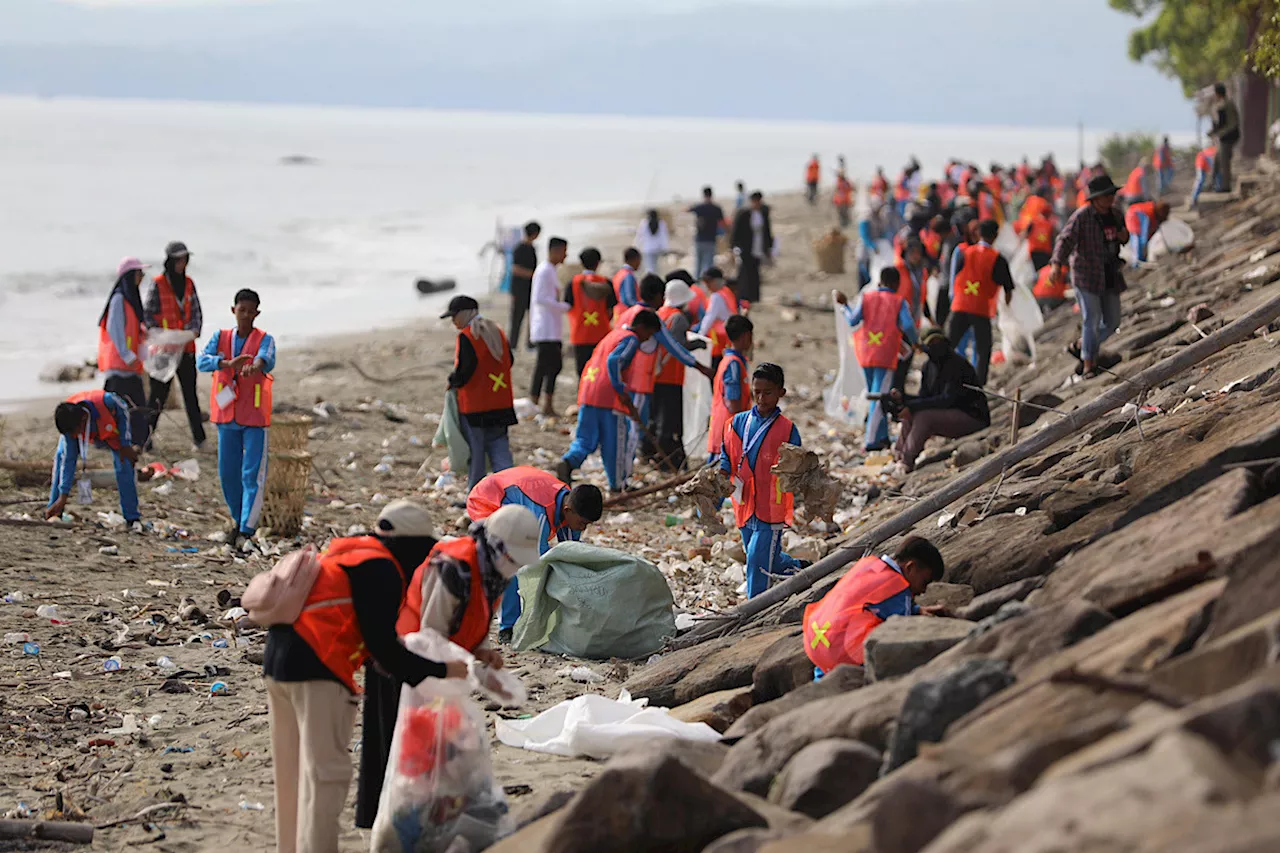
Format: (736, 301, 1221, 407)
(1051, 204, 1129, 295)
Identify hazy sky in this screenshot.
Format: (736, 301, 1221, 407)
(2, 0, 1194, 130)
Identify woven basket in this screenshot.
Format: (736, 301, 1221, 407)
(270, 415, 314, 453)
(813, 233, 848, 274)
(262, 450, 312, 537)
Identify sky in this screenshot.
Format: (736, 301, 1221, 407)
(0, 0, 1195, 131)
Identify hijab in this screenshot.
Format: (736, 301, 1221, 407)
(98, 271, 146, 327)
(470, 521, 516, 608)
(646, 209, 661, 236)
(163, 259, 187, 301)
(453, 308, 505, 362)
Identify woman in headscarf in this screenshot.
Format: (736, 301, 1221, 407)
(355, 504, 543, 829)
(97, 257, 152, 448)
(443, 295, 517, 489)
(634, 209, 670, 275)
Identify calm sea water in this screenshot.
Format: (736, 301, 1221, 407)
(0, 96, 1104, 407)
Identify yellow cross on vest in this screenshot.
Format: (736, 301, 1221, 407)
(866, 331, 885, 346)
(809, 620, 831, 649)
(585, 366, 600, 383)
(489, 372, 508, 392)
(964, 281, 981, 296)
(583, 311, 599, 327)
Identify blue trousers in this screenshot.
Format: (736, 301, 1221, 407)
(741, 516, 801, 599)
(1158, 166, 1174, 195)
(694, 241, 717, 278)
(957, 327, 977, 369)
(461, 420, 513, 490)
(623, 392, 650, 483)
(1076, 288, 1122, 363)
(48, 436, 139, 522)
(563, 404, 628, 491)
(500, 574, 522, 631)
(861, 365, 893, 450)
(217, 423, 267, 535)
(1191, 169, 1209, 205)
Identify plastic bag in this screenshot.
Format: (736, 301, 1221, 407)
(371, 631, 523, 853)
(1149, 218, 1195, 259)
(682, 333, 714, 464)
(994, 223, 1020, 259)
(432, 390, 471, 480)
(823, 290, 869, 427)
(143, 329, 197, 383)
(998, 277, 1045, 365)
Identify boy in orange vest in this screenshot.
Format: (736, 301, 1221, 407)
(708, 315, 753, 464)
(804, 536, 945, 675)
(564, 247, 616, 377)
(197, 289, 276, 550)
(46, 390, 143, 529)
(947, 219, 1014, 386)
(719, 362, 808, 598)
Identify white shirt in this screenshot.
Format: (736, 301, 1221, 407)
(750, 210, 765, 258)
(529, 261, 569, 343)
(697, 287, 733, 335)
(634, 220, 670, 254)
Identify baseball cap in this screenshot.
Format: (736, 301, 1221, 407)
(664, 280, 694, 308)
(440, 295, 480, 319)
(117, 257, 149, 278)
(375, 500, 438, 539)
(165, 241, 191, 259)
(485, 505, 542, 576)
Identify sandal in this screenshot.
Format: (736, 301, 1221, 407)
(1066, 341, 1083, 363)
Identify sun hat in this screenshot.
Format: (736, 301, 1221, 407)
(485, 505, 542, 575)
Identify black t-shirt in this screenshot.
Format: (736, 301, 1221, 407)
(690, 202, 725, 242)
(511, 243, 537, 292)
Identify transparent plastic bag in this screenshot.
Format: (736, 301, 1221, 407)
(143, 329, 197, 383)
(823, 290, 868, 426)
(371, 632, 523, 853)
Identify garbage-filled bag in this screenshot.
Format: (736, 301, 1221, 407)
(998, 276, 1045, 365)
(994, 222, 1021, 259)
(143, 330, 196, 383)
(682, 333, 714, 464)
(511, 542, 675, 659)
(1149, 218, 1195, 259)
(823, 290, 869, 427)
(432, 390, 470, 478)
(371, 631, 523, 853)
(495, 689, 722, 759)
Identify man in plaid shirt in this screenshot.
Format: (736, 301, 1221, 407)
(1050, 175, 1129, 378)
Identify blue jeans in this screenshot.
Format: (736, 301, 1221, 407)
(861, 365, 893, 450)
(48, 436, 139, 523)
(217, 423, 267, 535)
(500, 574, 522, 631)
(740, 516, 801, 599)
(563, 404, 627, 490)
(1191, 169, 1208, 205)
(1158, 167, 1174, 195)
(694, 241, 717, 278)
(461, 421, 513, 490)
(1075, 288, 1122, 363)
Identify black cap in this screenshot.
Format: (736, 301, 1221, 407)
(1085, 174, 1120, 200)
(440, 295, 479, 319)
(701, 266, 724, 281)
(165, 241, 190, 258)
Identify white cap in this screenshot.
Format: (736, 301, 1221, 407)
(664, 280, 694, 309)
(375, 500, 438, 539)
(485, 505, 542, 576)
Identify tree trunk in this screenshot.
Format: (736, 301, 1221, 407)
(1242, 69, 1272, 159)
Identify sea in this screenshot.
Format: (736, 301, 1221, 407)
(0, 96, 1106, 409)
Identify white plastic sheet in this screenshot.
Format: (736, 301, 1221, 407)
(142, 329, 196, 383)
(823, 290, 868, 427)
(1149, 218, 1195, 259)
(682, 333, 714, 464)
(495, 690, 721, 760)
(994, 223, 1021, 258)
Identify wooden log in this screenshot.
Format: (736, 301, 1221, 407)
(603, 467, 701, 509)
(0, 518, 76, 530)
(0, 819, 94, 844)
(1009, 388, 1022, 445)
(675, 291, 1280, 648)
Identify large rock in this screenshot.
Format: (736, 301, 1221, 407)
(915, 582, 975, 611)
(751, 632, 814, 704)
(863, 616, 974, 681)
(614, 737, 731, 779)
(870, 776, 966, 853)
(882, 658, 1015, 773)
(954, 577, 1044, 622)
(947, 597, 1113, 676)
(940, 510, 1079, 593)
(1038, 480, 1127, 529)
(768, 738, 882, 819)
(623, 626, 800, 706)
(1198, 520, 1280, 643)
(726, 665, 865, 740)
(669, 687, 754, 734)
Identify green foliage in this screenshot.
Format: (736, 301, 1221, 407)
(1108, 0, 1257, 96)
(1098, 132, 1198, 176)
(1252, 9, 1280, 77)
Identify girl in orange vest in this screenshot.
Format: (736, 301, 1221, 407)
(143, 241, 206, 450)
(97, 256, 151, 447)
(196, 288, 275, 550)
(946, 220, 1014, 386)
(441, 295, 517, 490)
(719, 362, 809, 598)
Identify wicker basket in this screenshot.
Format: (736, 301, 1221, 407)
(813, 231, 848, 274)
(262, 450, 312, 537)
(270, 415, 314, 453)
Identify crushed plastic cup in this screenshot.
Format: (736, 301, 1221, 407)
(4, 633, 31, 645)
(157, 656, 177, 672)
(239, 801, 265, 811)
(210, 681, 229, 695)
(97, 511, 126, 529)
(35, 604, 60, 621)
(170, 459, 201, 481)
(212, 638, 229, 649)
(3, 592, 26, 604)
(103, 657, 123, 672)
(22, 642, 40, 656)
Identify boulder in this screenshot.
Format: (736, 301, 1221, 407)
(864, 617, 974, 681)
(703, 829, 792, 853)
(669, 687, 754, 734)
(726, 665, 865, 740)
(615, 737, 731, 780)
(623, 626, 800, 707)
(768, 738, 883, 818)
(941, 510, 1078, 594)
(955, 577, 1044, 622)
(882, 658, 1015, 773)
(951, 597, 1113, 676)
(1199, 521, 1280, 643)
(869, 776, 966, 853)
(915, 582, 974, 611)
(1153, 609, 1280, 700)
(1038, 480, 1127, 530)
(752, 632, 815, 704)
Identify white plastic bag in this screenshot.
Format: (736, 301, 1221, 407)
(994, 223, 1021, 259)
(823, 290, 868, 426)
(371, 632, 524, 853)
(143, 329, 196, 383)
(998, 277, 1045, 365)
(1149, 218, 1195, 259)
(682, 333, 714, 464)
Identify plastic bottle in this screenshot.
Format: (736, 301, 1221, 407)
(157, 656, 177, 672)
(36, 604, 60, 621)
(4, 632, 31, 644)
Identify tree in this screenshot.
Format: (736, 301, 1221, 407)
(1108, 0, 1258, 96)
(1253, 7, 1280, 77)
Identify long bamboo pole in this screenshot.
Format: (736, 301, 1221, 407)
(675, 292, 1280, 648)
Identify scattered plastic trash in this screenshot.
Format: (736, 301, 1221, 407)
(143, 329, 197, 382)
(513, 397, 539, 420)
(4, 633, 31, 645)
(108, 714, 140, 735)
(408, 435, 424, 447)
(22, 642, 40, 656)
(664, 514, 681, 527)
(103, 657, 123, 672)
(371, 492, 390, 504)
(1014, 507, 1029, 517)
(213, 638, 229, 649)
(157, 656, 177, 673)
(163, 746, 194, 755)
(433, 472, 455, 491)
(148, 714, 166, 728)
(210, 681, 230, 695)
(99, 545, 119, 556)
(152, 481, 175, 496)
(69, 707, 88, 722)
(238, 801, 265, 811)
(35, 604, 61, 622)
(556, 666, 605, 684)
(674, 613, 698, 631)
(98, 511, 126, 529)
(4, 592, 26, 604)
(166, 546, 200, 553)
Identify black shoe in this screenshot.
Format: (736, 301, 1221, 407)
(555, 459, 572, 485)
(497, 628, 514, 645)
(796, 559, 814, 570)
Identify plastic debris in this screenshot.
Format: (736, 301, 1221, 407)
(4, 633, 31, 645)
(210, 681, 230, 695)
(98, 511, 126, 529)
(238, 801, 265, 811)
(103, 656, 123, 672)
(557, 666, 605, 684)
(4, 592, 26, 604)
(35, 604, 61, 621)
(22, 642, 39, 656)
(98, 545, 119, 556)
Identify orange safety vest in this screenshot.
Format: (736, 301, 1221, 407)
(466, 466, 567, 550)
(706, 287, 739, 358)
(951, 244, 1001, 318)
(567, 273, 612, 346)
(803, 555, 910, 670)
(67, 389, 124, 450)
(984, 174, 1004, 202)
(612, 267, 637, 321)
(977, 193, 998, 223)
(833, 177, 853, 207)
(1014, 195, 1050, 235)
(709, 349, 749, 456)
(152, 274, 197, 354)
(871, 175, 888, 197)
(724, 411, 795, 528)
(1196, 147, 1217, 173)
(210, 328, 273, 427)
(894, 173, 911, 202)
(97, 296, 144, 375)
(577, 326, 637, 413)
(655, 306, 688, 386)
(455, 325, 513, 415)
(853, 288, 905, 370)
(617, 304, 658, 396)
(806, 160, 821, 184)
(1033, 264, 1067, 300)
(688, 285, 709, 322)
(894, 262, 928, 326)
(292, 537, 407, 694)
(396, 537, 494, 648)
(1026, 214, 1056, 254)
(1123, 166, 1145, 197)
(1153, 146, 1171, 170)
(919, 230, 942, 261)
(1124, 200, 1157, 238)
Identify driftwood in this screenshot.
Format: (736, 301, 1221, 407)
(604, 468, 701, 509)
(675, 291, 1280, 648)
(0, 460, 106, 472)
(0, 518, 76, 530)
(0, 819, 93, 844)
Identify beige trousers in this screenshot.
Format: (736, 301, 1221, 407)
(266, 677, 360, 853)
